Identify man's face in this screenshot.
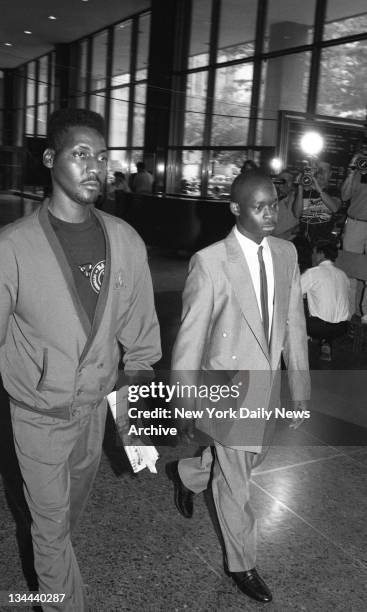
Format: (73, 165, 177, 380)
(46, 126, 108, 206)
(235, 181, 278, 243)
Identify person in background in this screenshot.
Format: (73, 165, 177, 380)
(241, 159, 258, 174)
(293, 161, 341, 245)
(131, 161, 154, 194)
(341, 137, 367, 323)
(301, 239, 350, 361)
(272, 169, 299, 240)
(0, 108, 161, 611)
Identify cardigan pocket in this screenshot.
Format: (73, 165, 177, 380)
(36, 348, 49, 392)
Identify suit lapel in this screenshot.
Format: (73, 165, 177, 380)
(268, 237, 290, 367)
(224, 230, 270, 362)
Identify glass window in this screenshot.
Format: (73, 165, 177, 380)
(136, 13, 150, 80)
(78, 40, 88, 94)
(182, 150, 203, 196)
(189, 0, 212, 69)
(211, 63, 253, 146)
(264, 0, 315, 53)
(36, 104, 47, 136)
(217, 0, 257, 63)
(183, 71, 208, 146)
(208, 150, 242, 198)
(91, 30, 108, 91)
(89, 93, 105, 117)
(112, 21, 131, 86)
(109, 88, 129, 147)
(27, 62, 36, 107)
(324, 2, 367, 40)
(49, 53, 56, 103)
(317, 41, 367, 120)
(132, 83, 146, 147)
(25, 107, 36, 135)
(108, 150, 129, 175)
(0, 71, 3, 146)
(38, 56, 48, 105)
(257, 52, 311, 146)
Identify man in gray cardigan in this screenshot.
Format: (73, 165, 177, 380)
(0, 108, 161, 611)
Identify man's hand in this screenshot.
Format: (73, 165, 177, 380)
(176, 416, 196, 443)
(289, 400, 309, 430)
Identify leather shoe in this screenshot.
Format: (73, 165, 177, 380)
(230, 568, 272, 603)
(166, 461, 194, 518)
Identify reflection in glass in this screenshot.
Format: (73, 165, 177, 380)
(136, 13, 150, 75)
(78, 40, 88, 94)
(91, 30, 108, 91)
(25, 107, 35, 135)
(38, 56, 48, 104)
(181, 150, 203, 196)
(324, 4, 367, 40)
(109, 88, 129, 147)
(257, 52, 311, 146)
(112, 21, 131, 86)
(317, 41, 367, 120)
(207, 150, 243, 199)
(183, 71, 208, 146)
(108, 150, 129, 174)
(132, 83, 146, 147)
(211, 64, 253, 146)
(89, 93, 105, 117)
(217, 0, 257, 63)
(36, 104, 47, 136)
(189, 0, 211, 69)
(27, 62, 36, 107)
(264, 0, 315, 53)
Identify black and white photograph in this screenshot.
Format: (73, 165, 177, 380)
(0, 1, 367, 610)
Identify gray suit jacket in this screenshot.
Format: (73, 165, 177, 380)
(171, 228, 310, 450)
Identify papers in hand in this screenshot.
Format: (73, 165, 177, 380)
(107, 389, 159, 474)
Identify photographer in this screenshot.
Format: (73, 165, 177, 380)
(272, 169, 299, 240)
(341, 138, 367, 322)
(293, 161, 341, 244)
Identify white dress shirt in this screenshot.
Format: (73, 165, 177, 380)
(301, 260, 350, 323)
(234, 226, 274, 339)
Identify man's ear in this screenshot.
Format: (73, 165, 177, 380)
(230, 201, 240, 217)
(43, 148, 55, 169)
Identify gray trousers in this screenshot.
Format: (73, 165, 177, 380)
(11, 400, 107, 612)
(179, 444, 266, 572)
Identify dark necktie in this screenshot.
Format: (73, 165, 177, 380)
(258, 246, 269, 345)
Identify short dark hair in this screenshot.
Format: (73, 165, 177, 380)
(231, 169, 273, 203)
(314, 239, 338, 262)
(47, 108, 106, 150)
(137, 161, 145, 171)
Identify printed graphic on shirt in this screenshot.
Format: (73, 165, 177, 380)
(301, 195, 331, 224)
(79, 260, 105, 293)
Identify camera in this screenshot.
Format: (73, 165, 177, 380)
(350, 155, 367, 175)
(300, 166, 315, 187)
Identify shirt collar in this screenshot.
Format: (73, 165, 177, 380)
(234, 225, 269, 253)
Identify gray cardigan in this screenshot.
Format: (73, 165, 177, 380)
(0, 201, 161, 419)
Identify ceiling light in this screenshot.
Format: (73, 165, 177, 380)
(24, 30, 32, 35)
(48, 15, 57, 20)
(4, 42, 13, 46)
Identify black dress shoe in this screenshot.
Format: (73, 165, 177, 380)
(230, 568, 272, 603)
(166, 461, 194, 518)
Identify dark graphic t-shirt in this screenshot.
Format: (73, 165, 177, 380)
(301, 187, 339, 225)
(49, 212, 106, 323)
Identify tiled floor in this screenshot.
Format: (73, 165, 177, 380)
(0, 246, 367, 611)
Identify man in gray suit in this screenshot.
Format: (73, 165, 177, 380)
(167, 171, 310, 603)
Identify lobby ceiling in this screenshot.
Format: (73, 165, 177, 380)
(0, 0, 150, 68)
